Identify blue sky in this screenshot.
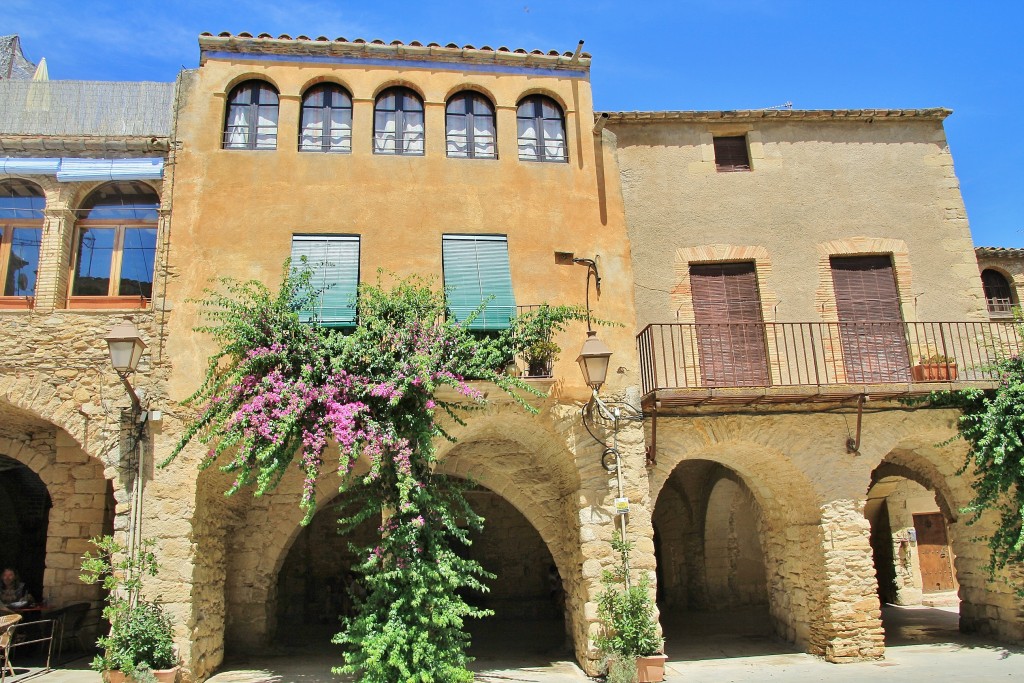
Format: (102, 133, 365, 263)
(7, 0, 1021, 247)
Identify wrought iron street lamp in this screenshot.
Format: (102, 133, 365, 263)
(103, 318, 146, 412)
(576, 330, 613, 392)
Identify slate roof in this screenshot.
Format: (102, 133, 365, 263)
(0, 35, 37, 80)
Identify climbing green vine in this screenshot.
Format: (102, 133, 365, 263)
(925, 336, 1024, 584)
(165, 264, 595, 682)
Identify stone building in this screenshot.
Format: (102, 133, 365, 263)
(603, 108, 1024, 661)
(1, 31, 1023, 683)
(0, 74, 176, 615)
(976, 247, 1023, 319)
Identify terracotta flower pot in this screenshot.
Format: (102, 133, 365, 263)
(911, 362, 958, 382)
(103, 667, 178, 683)
(636, 653, 668, 683)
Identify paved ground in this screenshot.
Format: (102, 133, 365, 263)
(18, 603, 1024, 682)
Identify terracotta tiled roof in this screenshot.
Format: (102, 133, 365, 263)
(976, 247, 1024, 258)
(598, 108, 952, 122)
(198, 33, 591, 70)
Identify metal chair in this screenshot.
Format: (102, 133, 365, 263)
(49, 602, 93, 663)
(0, 613, 23, 680)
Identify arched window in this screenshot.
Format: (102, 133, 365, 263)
(373, 87, 424, 156)
(446, 91, 496, 159)
(516, 95, 567, 163)
(0, 179, 45, 303)
(982, 269, 1015, 316)
(223, 80, 279, 150)
(70, 182, 159, 306)
(300, 84, 353, 153)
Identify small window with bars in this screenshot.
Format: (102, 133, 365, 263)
(290, 235, 360, 327)
(982, 269, 1015, 317)
(713, 135, 751, 172)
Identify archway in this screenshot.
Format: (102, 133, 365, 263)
(0, 454, 52, 601)
(866, 453, 965, 646)
(653, 460, 782, 659)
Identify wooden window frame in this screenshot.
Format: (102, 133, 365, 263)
(445, 91, 497, 160)
(516, 95, 568, 163)
(67, 219, 156, 310)
(373, 87, 425, 157)
(0, 220, 43, 309)
(223, 81, 280, 151)
(299, 84, 353, 154)
(713, 135, 751, 172)
(981, 268, 1016, 317)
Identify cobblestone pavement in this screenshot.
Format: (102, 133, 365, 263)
(28, 605, 1024, 682)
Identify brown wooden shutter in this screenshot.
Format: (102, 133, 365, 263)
(691, 262, 769, 387)
(713, 136, 751, 171)
(830, 256, 910, 382)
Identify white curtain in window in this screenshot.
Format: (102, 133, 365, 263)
(375, 111, 397, 153)
(226, 105, 249, 147)
(256, 105, 278, 149)
(473, 115, 495, 157)
(542, 119, 565, 160)
(446, 113, 469, 156)
(518, 118, 538, 160)
(403, 111, 424, 154)
(301, 108, 324, 150)
(331, 109, 352, 151)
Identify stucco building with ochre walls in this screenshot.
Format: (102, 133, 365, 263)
(1, 30, 1023, 682)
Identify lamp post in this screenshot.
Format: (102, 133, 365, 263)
(103, 318, 148, 572)
(103, 318, 147, 413)
(577, 329, 634, 587)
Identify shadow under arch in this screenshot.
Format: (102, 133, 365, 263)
(651, 434, 831, 656)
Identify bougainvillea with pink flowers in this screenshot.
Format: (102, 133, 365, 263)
(167, 264, 593, 682)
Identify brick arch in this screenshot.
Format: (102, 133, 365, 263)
(814, 236, 915, 322)
(670, 244, 778, 323)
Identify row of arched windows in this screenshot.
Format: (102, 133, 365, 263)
(223, 80, 568, 162)
(0, 179, 159, 306)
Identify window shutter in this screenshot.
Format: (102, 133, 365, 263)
(830, 255, 909, 382)
(712, 136, 750, 171)
(690, 262, 768, 386)
(291, 235, 360, 327)
(442, 235, 516, 330)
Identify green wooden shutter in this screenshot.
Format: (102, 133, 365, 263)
(291, 235, 360, 327)
(442, 235, 516, 330)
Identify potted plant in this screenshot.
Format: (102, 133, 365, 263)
(912, 353, 958, 382)
(596, 533, 665, 683)
(523, 339, 559, 378)
(81, 536, 179, 683)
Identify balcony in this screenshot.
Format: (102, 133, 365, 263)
(637, 321, 1023, 410)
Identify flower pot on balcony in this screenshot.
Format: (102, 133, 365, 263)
(912, 362, 958, 382)
(636, 653, 668, 682)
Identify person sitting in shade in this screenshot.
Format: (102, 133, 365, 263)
(0, 568, 33, 609)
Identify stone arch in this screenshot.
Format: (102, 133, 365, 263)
(865, 426, 1023, 641)
(651, 427, 833, 654)
(0, 402, 115, 608)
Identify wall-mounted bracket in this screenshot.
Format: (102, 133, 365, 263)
(846, 394, 865, 454)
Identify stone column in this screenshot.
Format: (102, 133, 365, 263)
(816, 499, 884, 662)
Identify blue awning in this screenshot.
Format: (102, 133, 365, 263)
(0, 157, 164, 181)
(0, 158, 61, 174)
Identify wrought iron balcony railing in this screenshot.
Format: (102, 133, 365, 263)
(637, 321, 1023, 400)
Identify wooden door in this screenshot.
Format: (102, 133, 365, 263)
(691, 262, 769, 387)
(913, 512, 955, 593)
(830, 256, 910, 382)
